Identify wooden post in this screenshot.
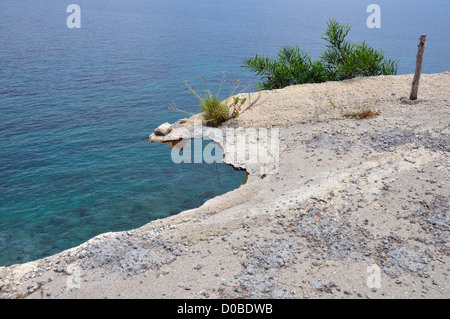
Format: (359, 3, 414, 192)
(410, 34, 426, 100)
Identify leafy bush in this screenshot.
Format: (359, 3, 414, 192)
(243, 19, 398, 90)
(243, 45, 328, 90)
(321, 20, 398, 81)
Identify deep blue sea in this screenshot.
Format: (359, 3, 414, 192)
(1, 0, 449, 266)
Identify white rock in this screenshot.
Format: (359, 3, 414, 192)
(154, 123, 173, 136)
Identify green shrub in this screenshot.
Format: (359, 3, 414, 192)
(243, 45, 328, 90)
(170, 71, 248, 127)
(243, 19, 398, 90)
(200, 96, 229, 127)
(321, 19, 398, 81)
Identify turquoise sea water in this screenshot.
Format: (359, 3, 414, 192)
(1, 0, 449, 266)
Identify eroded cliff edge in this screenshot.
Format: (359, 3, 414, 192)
(1, 73, 449, 299)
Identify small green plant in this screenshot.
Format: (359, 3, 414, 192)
(170, 71, 249, 127)
(229, 96, 247, 118)
(243, 19, 398, 90)
(199, 95, 229, 127)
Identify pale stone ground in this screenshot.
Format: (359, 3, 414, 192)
(1, 73, 449, 299)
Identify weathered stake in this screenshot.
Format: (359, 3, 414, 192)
(410, 34, 427, 100)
